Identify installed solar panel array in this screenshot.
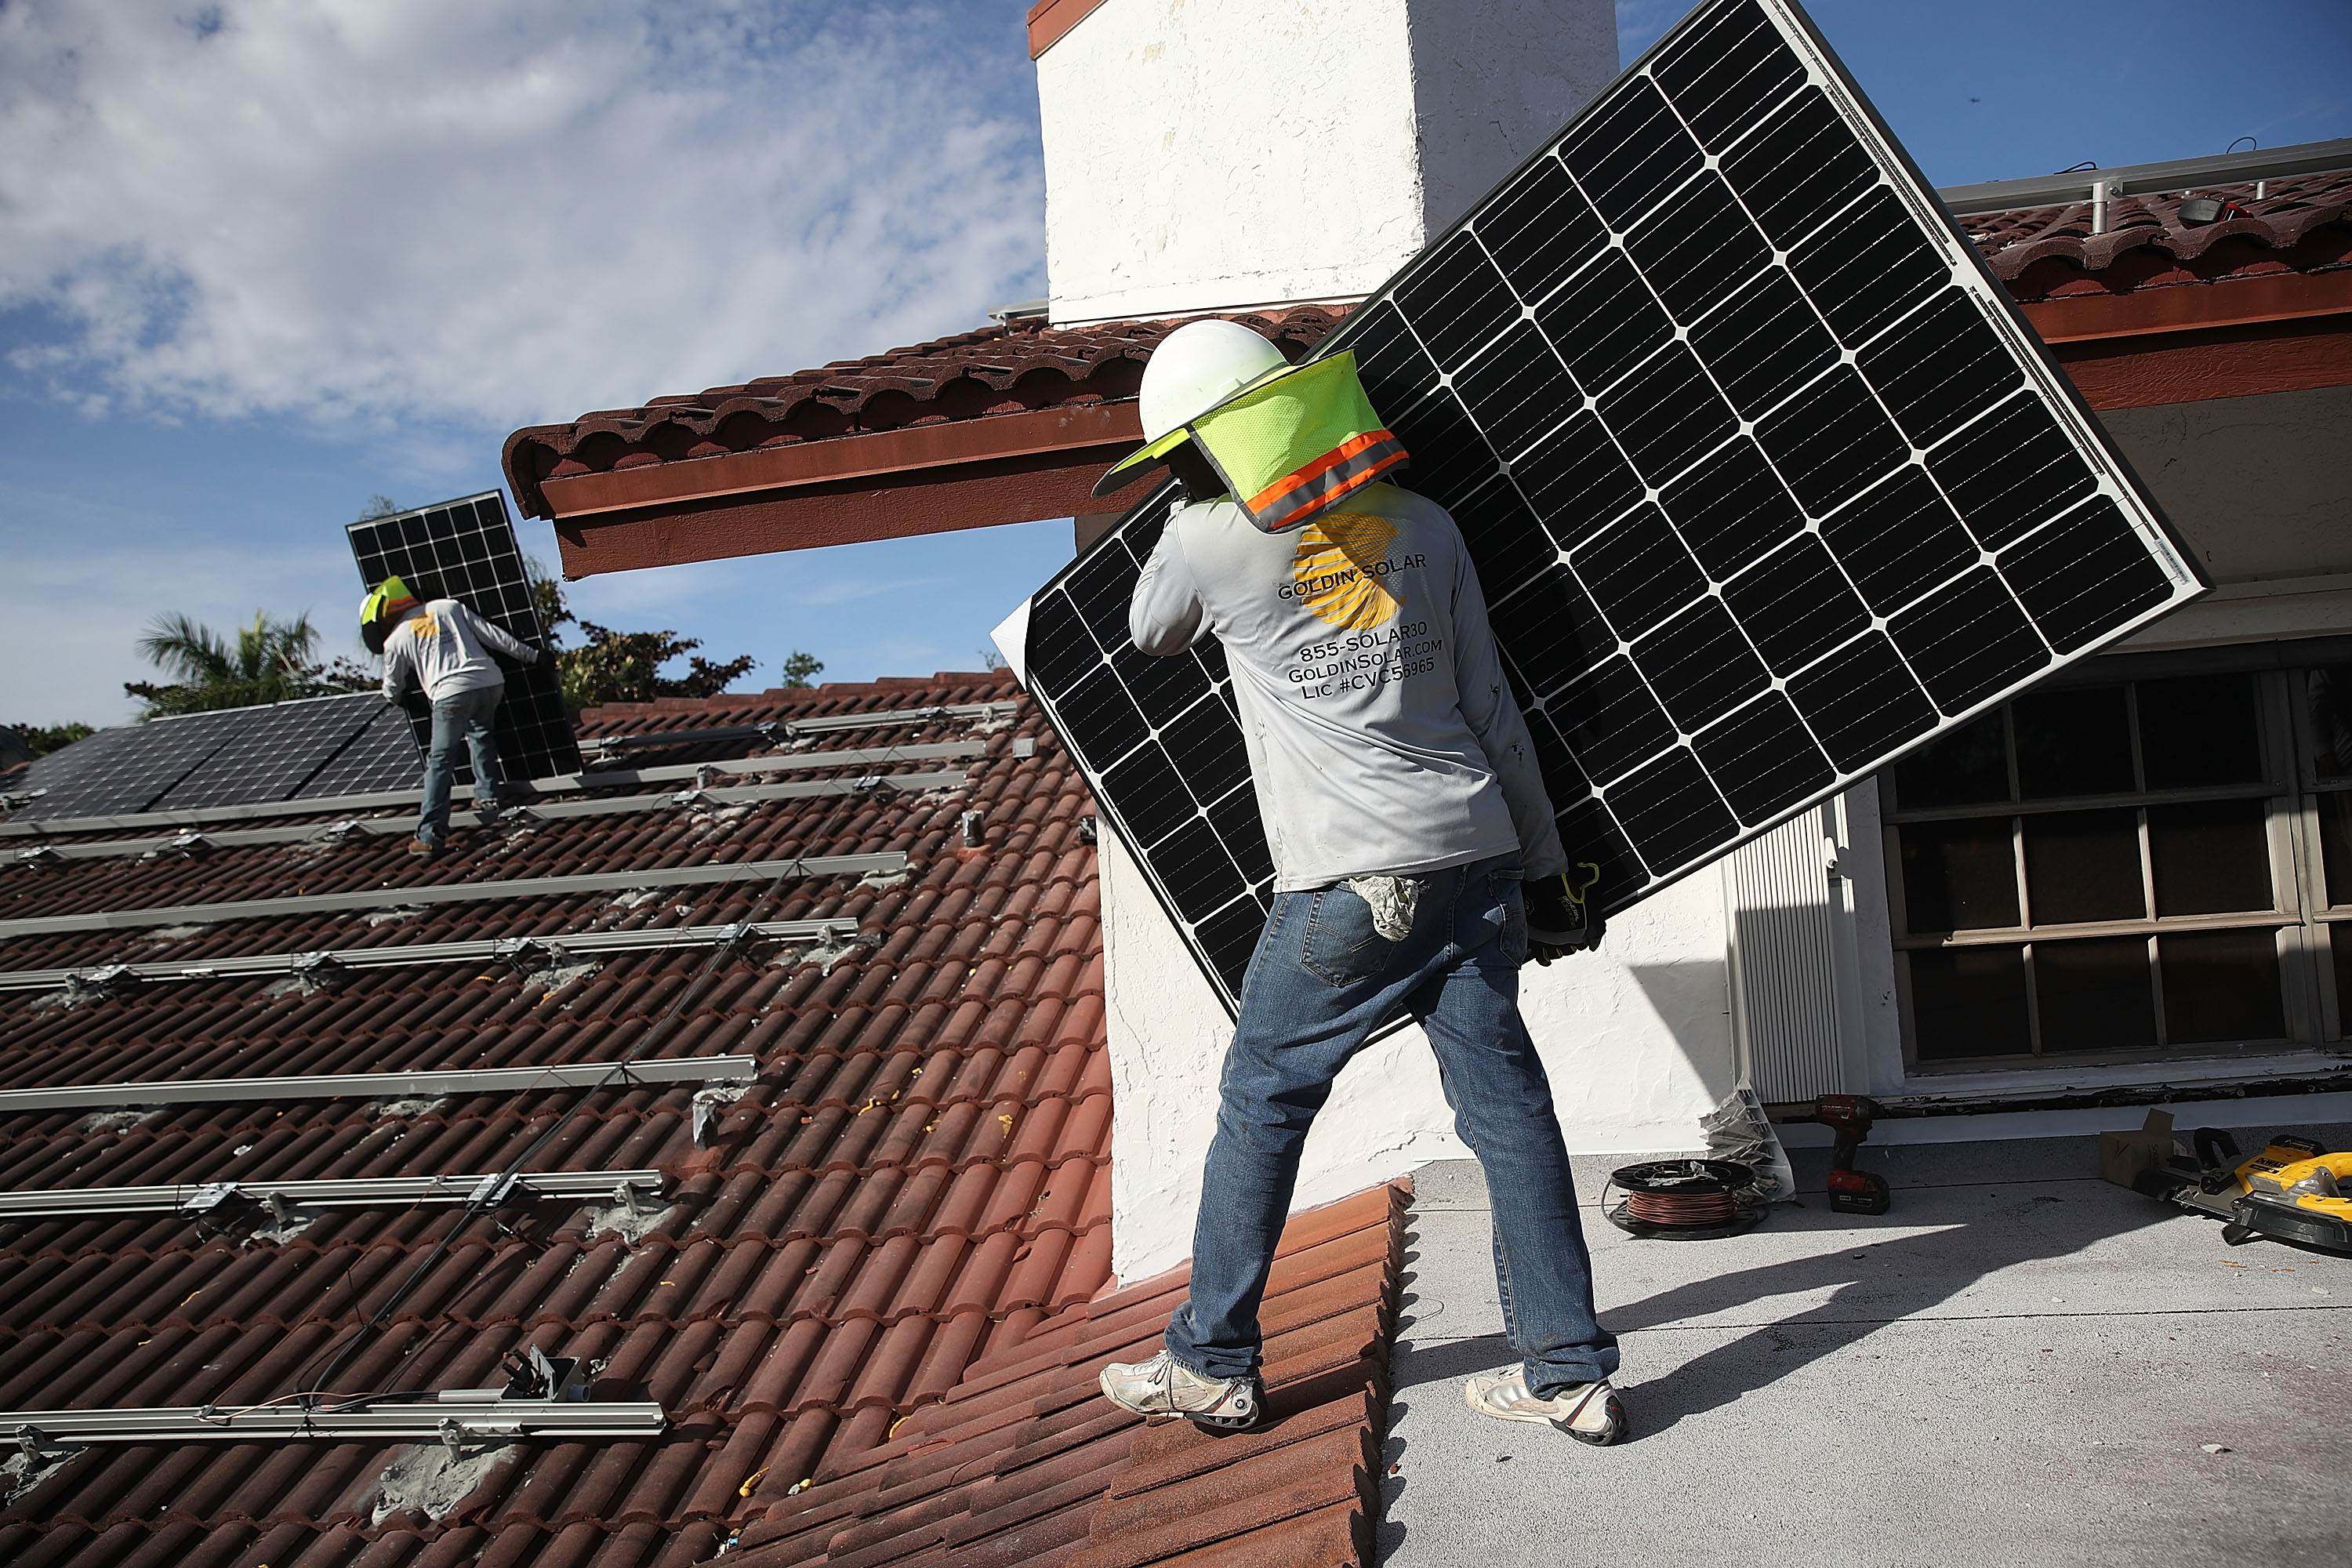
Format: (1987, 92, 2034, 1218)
(7, 695, 406, 822)
(1015, 0, 2201, 1014)
(348, 492, 580, 786)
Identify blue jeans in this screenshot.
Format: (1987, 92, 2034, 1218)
(417, 685, 505, 844)
(1165, 852, 1618, 1396)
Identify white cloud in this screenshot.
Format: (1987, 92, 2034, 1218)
(0, 0, 1046, 434)
(4, 528, 361, 727)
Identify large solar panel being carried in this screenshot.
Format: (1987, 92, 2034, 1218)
(1007, 0, 2202, 1014)
(347, 492, 581, 785)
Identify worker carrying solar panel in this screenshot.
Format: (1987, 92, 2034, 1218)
(1091, 320, 1626, 1446)
(360, 573, 553, 859)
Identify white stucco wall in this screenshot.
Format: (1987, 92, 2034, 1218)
(1100, 830, 1732, 1280)
(1037, 0, 1616, 325)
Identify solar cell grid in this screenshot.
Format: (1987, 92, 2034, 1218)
(1016, 0, 2200, 1016)
(347, 492, 579, 786)
(148, 693, 385, 810)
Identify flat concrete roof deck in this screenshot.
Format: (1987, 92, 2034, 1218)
(1383, 1127, 2352, 1567)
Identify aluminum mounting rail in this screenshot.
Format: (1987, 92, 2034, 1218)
(579, 700, 1018, 756)
(0, 916, 865, 995)
(11, 767, 973, 864)
(0, 1054, 758, 1114)
(0, 851, 908, 941)
(0, 1167, 667, 1222)
(0, 745, 984, 844)
(6, 1395, 666, 1449)
(1940, 136, 2352, 228)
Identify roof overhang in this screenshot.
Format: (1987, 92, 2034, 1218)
(541, 401, 1140, 578)
(534, 270, 2350, 579)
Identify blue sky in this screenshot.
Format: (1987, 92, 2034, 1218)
(2, 0, 2347, 728)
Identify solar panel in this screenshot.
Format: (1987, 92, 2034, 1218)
(1011, 0, 2201, 1016)
(148, 692, 385, 810)
(347, 492, 580, 786)
(292, 706, 425, 798)
(8, 707, 249, 822)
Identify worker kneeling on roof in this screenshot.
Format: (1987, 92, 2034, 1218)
(1094, 320, 1624, 1446)
(361, 574, 552, 860)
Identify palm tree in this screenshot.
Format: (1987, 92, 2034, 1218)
(127, 611, 340, 717)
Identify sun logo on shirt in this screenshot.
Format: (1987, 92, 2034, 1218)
(1291, 514, 1401, 630)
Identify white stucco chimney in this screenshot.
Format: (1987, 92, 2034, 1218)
(1033, 0, 1620, 325)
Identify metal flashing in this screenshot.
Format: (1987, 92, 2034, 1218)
(0, 851, 909, 939)
(0, 916, 864, 995)
(0, 1056, 758, 1114)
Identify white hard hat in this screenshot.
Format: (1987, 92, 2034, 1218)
(1140, 319, 1289, 444)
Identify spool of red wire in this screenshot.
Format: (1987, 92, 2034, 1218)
(1604, 1158, 1762, 1239)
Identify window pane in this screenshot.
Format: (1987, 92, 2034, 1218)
(2307, 667, 2352, 781)
(2141, 673, 2262, 789)
(1909, 947, 2031, 1061)
(2334, 933, 2352, 1040)
(2320, 793, 2352, 910)
(2034, 937, 2157, 1053)
(2023, 808, 2144, 925)
(2159, 931, 2284, 1044)
(2148, 799, 2273, 916)
(2014, 686, 2132, 800)
(1892, 710, 2007, 810)
(1899, 820, 2019, 933)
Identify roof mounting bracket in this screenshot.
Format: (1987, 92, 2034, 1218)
(690, 1081, 750, 1145)
(612, 1176, 659, 1217)
(501, 1346, 586, 1403)
(65, 964, 139, 1002)
(668, 787, 711, 810)
(142, 830, 212, 861)
(15, 1425, 55, 1462)
(311, 819, 366, 844)
(286, 951, 349, 992)
(437, 1415, 468, 1459)
(9, 844, 64, 870)
(487, 937, 566, 977)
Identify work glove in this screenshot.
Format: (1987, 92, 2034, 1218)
(1525, 863, 1605, 964)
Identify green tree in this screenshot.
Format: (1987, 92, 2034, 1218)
(523, 559, 800, 708)
(125, 611, 374, 717)
(8, 721, 94, 759)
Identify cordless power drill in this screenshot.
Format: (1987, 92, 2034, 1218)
(1789, 1094, 1890, 1215)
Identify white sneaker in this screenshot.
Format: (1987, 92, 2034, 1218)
(1098, 1349, 1264, 1430)
(1461, 1367, 1628, 1445)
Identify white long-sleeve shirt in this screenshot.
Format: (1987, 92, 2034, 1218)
(379, 598, 535, 704)
(1128, 482, 1567, 891)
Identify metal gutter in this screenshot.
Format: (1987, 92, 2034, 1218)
(0, 1167, 667, 1221)
(0, 851, 906, 940)
(0, 917, 862, 995)
(0, 1055, 758, 1114)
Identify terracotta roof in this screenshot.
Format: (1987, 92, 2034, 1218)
(0, 671, 1143, 1566)
(500, 167, 2350, 521)
(717, 1184, 1405, 1568)
(1972, 168, 2352, 299)
(499, 310, 1346, 519)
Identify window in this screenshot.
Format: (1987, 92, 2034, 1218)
(1880, 652, 2352, 1070)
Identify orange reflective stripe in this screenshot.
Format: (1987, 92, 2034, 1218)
(1261, 448, 1407, 531)
(1245, 429, 1396, 515)
(1247, 430, 1408, 531)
